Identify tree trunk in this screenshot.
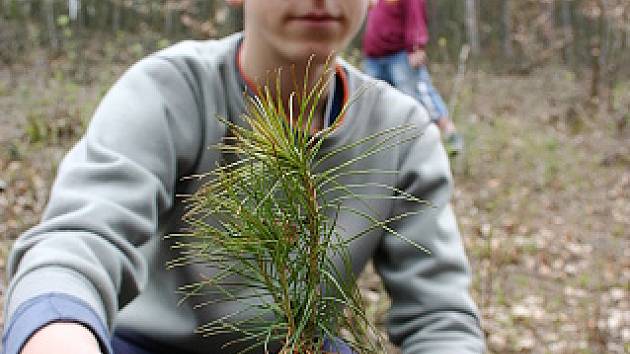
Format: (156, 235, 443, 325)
(465, 0, 480, 57)
(112, 0, 120, 33)
(97, 0, 109, 31)
(44, 0, 59, 50)
(2, 0, 11, 15)
(69, 0, 78, 21)
(502, 0, 513, 58)
(427, 0, 438, 41)
(590, 0, 606, 101)
(165, 1, 174, 34)
(545, 0, 556, 49)
(599, 0, 616, 113)
(22, 0, 31, 18)
(561, 0, 574, 65)
(599, 0, 610, 74)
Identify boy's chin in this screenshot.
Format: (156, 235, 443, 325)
(285, 45, 340, 65)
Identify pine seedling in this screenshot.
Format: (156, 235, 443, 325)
(174, 64, 429, 354)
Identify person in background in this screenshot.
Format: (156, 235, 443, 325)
(363, 0, 464, 156)
(3, 1, 483, 353)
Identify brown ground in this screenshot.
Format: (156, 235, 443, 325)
(1, 54, 628, 353)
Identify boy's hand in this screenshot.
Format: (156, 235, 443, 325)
(20, 322, 102, 354)
(408, 48, 427, 68)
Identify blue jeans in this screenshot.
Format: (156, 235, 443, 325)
(112, 332, 354, 354)
(363, 51, 448, 122)
(111, 333, 156, 354)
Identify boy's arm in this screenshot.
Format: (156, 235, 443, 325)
(402, 0, 429, 53)
(6, 293, 110, 354)
(2, 55, 205, 354)
(20, 323, 102, 354)
(374, 119, 485, 353)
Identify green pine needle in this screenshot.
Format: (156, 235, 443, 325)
(175, 64, 428, 353)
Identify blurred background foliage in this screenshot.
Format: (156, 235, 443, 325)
(1, 1, 629, 74)
(1, 0, 628, 115)
(0, 1, 629, 353)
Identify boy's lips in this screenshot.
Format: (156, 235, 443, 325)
(288, 12, 342, 26)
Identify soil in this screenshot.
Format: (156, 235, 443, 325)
(1, 59, 628, 353)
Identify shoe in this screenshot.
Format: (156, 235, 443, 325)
(444, 132, 464, 157)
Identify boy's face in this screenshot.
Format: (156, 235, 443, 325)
(239, 0, 368, 64)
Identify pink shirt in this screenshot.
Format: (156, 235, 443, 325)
(363, 0, 429, 57)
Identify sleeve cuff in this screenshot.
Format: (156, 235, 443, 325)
(2, 293, 112, 354)
(406, 45, 425, 52)
(322, 336, 355, 354)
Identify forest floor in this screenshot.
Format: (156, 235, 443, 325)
(0, 46, 628, 353)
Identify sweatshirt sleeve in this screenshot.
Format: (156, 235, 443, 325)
(3, 294, 112, 354)
(2, 54, 204, 352)
(374, 108, 485, 353)
(403, 0, 429, 51)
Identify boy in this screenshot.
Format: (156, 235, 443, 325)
(3, 1, 484, 353)
(362, 0, 464, 156)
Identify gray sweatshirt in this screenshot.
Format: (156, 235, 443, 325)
(3, 33, 484, 354)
